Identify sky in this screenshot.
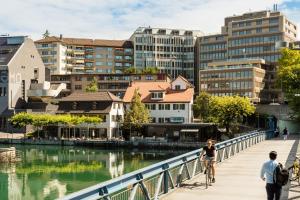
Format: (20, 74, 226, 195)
(1, 0, 300, 40)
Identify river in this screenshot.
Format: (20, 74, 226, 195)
(0, 145, 184, 200)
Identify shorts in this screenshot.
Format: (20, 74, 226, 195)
(205, 156, 215, 161)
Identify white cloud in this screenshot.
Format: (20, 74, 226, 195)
(1, 0, 299, 40)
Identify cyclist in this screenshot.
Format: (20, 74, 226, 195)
(200, 139, 217, 183)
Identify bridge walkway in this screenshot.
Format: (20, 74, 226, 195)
(163, 137, 300, 200)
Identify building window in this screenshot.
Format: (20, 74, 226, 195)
(269, 26, 279, 32)
(75, 76, 82, 81)
(151, 117, 156, 123)
(269, 18, 279, 24)
(158, 104, 164, 110)
(151, 92, 163, 99)
(175, 85, 181, 90)
(92, 102, 97, 110)
(96, 62, 104, 66)
(75, 85, 82, 90)
(146, 75, 153, 80)
(72, 102, 77, 109)
(158, 118, 164, 123)
(256, 19, 262, 25)
(256, 28, 262, 33)
(173, 104, 185, 110)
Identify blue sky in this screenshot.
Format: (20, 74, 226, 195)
(1, 0, 300, 40)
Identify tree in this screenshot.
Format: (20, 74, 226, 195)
(210, 96, 255, 136)
(277, 48, 300, 121)
(43, 30, 50, 38)
(123, 89, 151, 133)
(141, 67, 159, 74)
(193, 92, 212, 122)
(123, 67, 139, 74)
(85, 77, 98, 92)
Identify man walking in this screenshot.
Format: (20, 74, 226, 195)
(283, 127, 288, 140)
(260, 151, 282, 200)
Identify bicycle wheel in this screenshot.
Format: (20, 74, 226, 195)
(208, 165, 212, 186)
(205, 168, 208, 189)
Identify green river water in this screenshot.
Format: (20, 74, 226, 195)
(0, 145, 183, 200)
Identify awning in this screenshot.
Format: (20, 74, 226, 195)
(180, 129, 199, 132)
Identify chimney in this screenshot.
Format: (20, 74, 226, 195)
(60, 34, 63, 40)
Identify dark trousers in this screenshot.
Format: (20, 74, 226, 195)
(266, 183, 282, 200)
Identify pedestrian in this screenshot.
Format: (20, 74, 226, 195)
(283, 127, 288, 140)
(260, 151, 282, 200)
(275, 127, 279, 137)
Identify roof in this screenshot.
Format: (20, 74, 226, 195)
(56, 108, 111, 114)
(59, 91, 122, 102)
(0, 37, 22, 65)
(174, 75, 194, 88)
(123, 81, 194, 103)
(35, 36, 127, 47)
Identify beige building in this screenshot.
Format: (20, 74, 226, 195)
(50, 73, 170, 98)
(35, 35, 133, 75)
(0, 36, 45, 132)
(199, 59, 266, 103)
(196, 10, 297, 100)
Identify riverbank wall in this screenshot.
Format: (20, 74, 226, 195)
(0, 138, 204, 150)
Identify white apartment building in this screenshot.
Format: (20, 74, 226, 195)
(123, 76, 194, 123)
(130, 27, 203, 84)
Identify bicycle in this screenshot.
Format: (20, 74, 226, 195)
(201, 155, 214, 189)
(288, 155, 300, 185)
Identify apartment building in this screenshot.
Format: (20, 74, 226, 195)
(35, 35, 134, 75)
(196, 10, 297, 100)
(123, 76, 194, 123)
(131, 27, 203, 84)
(50, 73, 170, 98)
(199, 59, 266, 103)
(0, 36, 45, 132)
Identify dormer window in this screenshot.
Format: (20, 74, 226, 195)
(151, 92, 164, 99)
(175, 85, 181, 90)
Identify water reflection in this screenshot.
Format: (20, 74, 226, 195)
(0, 145, 182, 200)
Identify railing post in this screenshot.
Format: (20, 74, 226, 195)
(163, 170, 169, 193)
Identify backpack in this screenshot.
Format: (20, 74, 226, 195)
(273, 163, 289, 186)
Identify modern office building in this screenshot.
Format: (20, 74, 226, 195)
(50, 73, 170, 98)
(0, 36, 45, 132)
(131, 27, 203, 84)
(199, 59, 266, 103)
(196, 10, 297, 98)
(123, 76, 194, 123)
(35, 35, 134, 75)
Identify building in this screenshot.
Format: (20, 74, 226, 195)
(56, 92, 124, 139)
(35, 35, 134, 75)
(0, 36, 45, 132)
(196, 10, 297, 98)
(199, 59, 266, 103)
(50, 73, 170, 98)
(123, 76, 194, 123)
(131, 27, 203, 84)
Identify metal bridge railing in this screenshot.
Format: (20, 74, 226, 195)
(61, 130, 270, 200)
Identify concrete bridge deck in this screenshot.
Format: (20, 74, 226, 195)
(163, 136, 300, 200)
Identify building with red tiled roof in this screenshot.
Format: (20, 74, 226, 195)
(124, 76, 194, 123)
(35, 35, 133, 76)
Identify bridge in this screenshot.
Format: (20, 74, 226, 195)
(61, 131, 300, 200)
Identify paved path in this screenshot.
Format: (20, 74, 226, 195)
(163, 137, 300, 200)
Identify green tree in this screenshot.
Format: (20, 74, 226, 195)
(141, 67, 159, 74)
(210, 96, 255, 136)
(193, 92, 212, 122)
(277, 48, 300, 121)
(43, 30, 50, 38)
(85, 77, 98, 92)
(123, 67, 139, 74)
(123, 89, 150, 133)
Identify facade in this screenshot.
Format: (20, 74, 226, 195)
(35, 36, 133, 75)
(131, 27, 203, 84)
(123, 76, 194, 123)
(50, 73, 170, 98)
(0, 36, 45, 132)
(196, 10, 297, 98)
(199, 59, 266, 103)
(57, 92, 124, 139)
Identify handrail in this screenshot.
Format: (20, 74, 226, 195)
(61, 130, 268, 200)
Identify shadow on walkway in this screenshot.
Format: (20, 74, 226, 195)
(180, 182, 206, 190)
